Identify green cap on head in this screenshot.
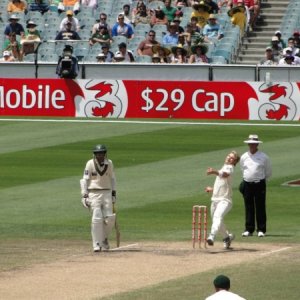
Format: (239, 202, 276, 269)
(213, 275, 230, 289)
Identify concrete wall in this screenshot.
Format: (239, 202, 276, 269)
(1, 62, 299, 82)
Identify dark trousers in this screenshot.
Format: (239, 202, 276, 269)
(242, 180, 267, 233)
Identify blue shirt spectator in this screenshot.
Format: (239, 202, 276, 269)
(162, 23, 179, 46)
(203, 14, 224, 43)
(4, 15, 25, 38)
(111, 14, 134, 39)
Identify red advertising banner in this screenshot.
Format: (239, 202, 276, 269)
(0, 78, 299, 121)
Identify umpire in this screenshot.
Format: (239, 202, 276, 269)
(240, 134, 272, 238)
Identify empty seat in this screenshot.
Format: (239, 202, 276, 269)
(152, 24, 168, 34)
(41, 53, 59, 62)
(147, 1, 165, 10)
(85, 53, 97, 62)
(134, 23, 151, 36)
(43, 28, 59, 40)
(79, 29, 92, 40)
(111, 35, 128, 47)
(74, 47, 90, 61)
(135, 55, 152, 63)
(23, 53, 36, 62)
(211, 48, 231, 63)
(211, 55, 227, 64)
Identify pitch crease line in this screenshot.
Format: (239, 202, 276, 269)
(260, 246, 292, 256)
(110, 243, 139, 251)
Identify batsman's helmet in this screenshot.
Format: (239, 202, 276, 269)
(93, 144, 107, 153)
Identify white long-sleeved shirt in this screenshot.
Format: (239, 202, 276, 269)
(211, 164, 234, 203)
(82, 158, 116, 191)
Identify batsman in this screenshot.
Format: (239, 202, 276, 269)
(80, 144, 119, 252)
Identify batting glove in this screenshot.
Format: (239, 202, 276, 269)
(112, 190, 117, 203)
(81, 196, 90, 209)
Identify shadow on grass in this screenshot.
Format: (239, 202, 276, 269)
(266, 234, 294, 237)
(208, 247, 259, 254)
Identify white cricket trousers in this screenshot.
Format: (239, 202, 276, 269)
(89, 190, 113, 248)
(210, 200, 232, 239)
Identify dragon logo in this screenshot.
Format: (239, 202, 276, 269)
(248, 82, 299, 121)
(75, 80, 128, 118)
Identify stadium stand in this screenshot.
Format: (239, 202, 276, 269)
(1, 0, 299, 66)
(237, 0, 293, 64)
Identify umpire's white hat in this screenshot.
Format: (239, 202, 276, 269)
(244, 134, 263, 144)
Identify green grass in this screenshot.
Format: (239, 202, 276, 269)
(0, 119, 300, 299)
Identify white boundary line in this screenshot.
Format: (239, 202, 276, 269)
(110, 243, 139, 251)
(282, 179, 300, 187)
(0, 118, 300, 127)
(260, 246, 292, 256)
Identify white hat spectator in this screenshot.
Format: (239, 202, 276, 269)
(9, 14, 20, 21)
(3, 51, 11, 57)
(96, 53, 106, 59)
(283, 47, 293, 56)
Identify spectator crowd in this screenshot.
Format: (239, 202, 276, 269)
(0, 0, 299, 65)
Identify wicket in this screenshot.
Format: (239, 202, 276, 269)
(192, 205, 208, 248)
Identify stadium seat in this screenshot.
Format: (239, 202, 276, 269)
(39, 47, 56, 59)
(74, 47, 90, 61)
(111, 36, 128, 48)
(41, 53, 59, 62)
(205, 43, 216, 60)
(155, 32, 165, 44)
(44, 15, 62, 27)
(78, 16, 96, 30)
(218, 37, 239, 57)
(44, 10, 60, 20)
(152, 24, 168, 34)
(77, 6, 94, 17)
(147, 1, 165, 10)
(79, 29, 92, 40)
(26, 10, 43, 20)
(39, 41, 56, 51)
(43, 28, 58, 40)
(211, 55, 227, 64)
(23, 53, 36, 62)
(48, 4, 58, 12)
(135, 55, 152, 63)
(128, 35, 144, 45)
(88, 43, 103, 54)
(134, 23, 151, 36)
(85, 53, 97, 62)
(0, 2, 7, 12)
(211, 49, 232, 63)
(95, 2, 113, 16)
